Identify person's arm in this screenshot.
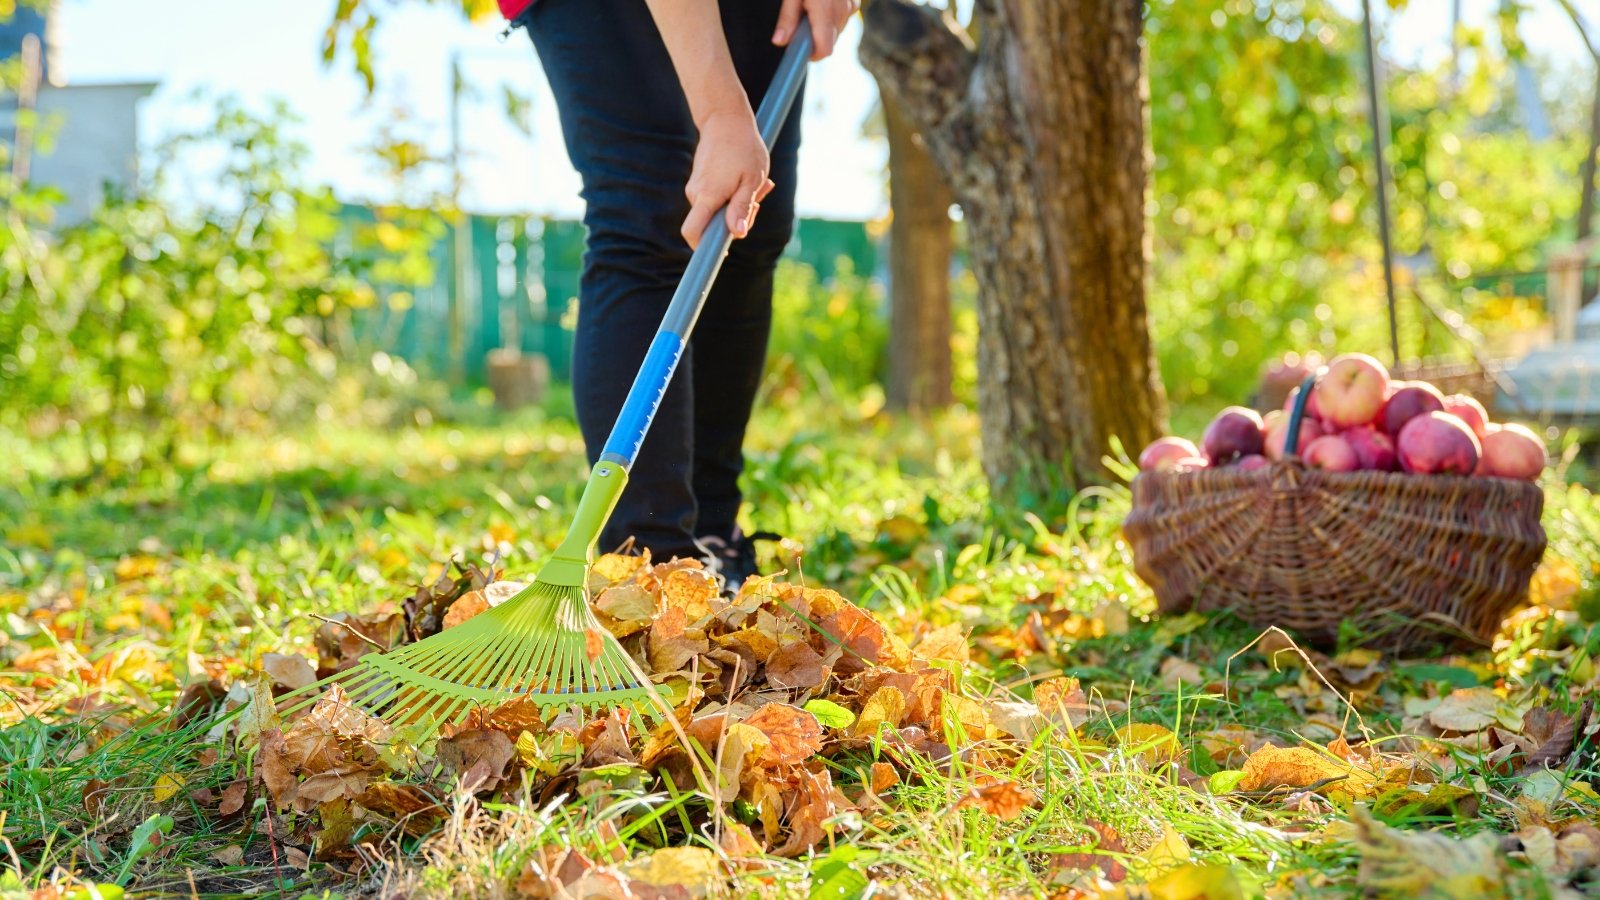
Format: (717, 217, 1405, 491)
(643, 0, 774, 248)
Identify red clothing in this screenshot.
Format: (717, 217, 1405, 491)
(499, 0, 533, 20)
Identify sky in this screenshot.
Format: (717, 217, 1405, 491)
(51, 0, 1595, 222)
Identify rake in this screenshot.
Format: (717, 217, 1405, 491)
(283, 24, 813, 730)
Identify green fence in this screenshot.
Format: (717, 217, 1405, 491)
(340, 205, 880, 385)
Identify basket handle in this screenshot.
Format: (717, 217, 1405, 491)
(1284, 372, 1323, 458)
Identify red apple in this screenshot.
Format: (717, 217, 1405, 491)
(1202, 406, 1266, 464)
(1480, 423, 1545, 480)
(1442, 394, 1490, 439)
(1381, 382, 1446, 435)
(1397, 411, 1481, 475)
(1283, 384, 1326, 422)
(1318, 353, 1391, 428)
(1265, 411, 1324, 460)
(1233, 454, 1270, 472)
(1303, 434, 1359, 472)
(1343, 425, 1398, 472)
(1139, 436, 1202, 472)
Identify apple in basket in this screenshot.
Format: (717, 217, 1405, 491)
(1397, 411, 1481, 475)
(1443, 394, 1490, 439)
(1202, 407, 1265, 464)
(1302, 434, 1359, 472)
(1480, 423, 1545, 480)
(1381, 382, 1446, 436)
(1342, 425, 1398, 472)
(1264, 410, 1324, 460)
(1233, 454, 1270, 472)
(1318, 353, 1390, 428)
(1139, 436, 1202, 472)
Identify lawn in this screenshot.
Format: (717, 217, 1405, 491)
(5, 397, 1600, 898)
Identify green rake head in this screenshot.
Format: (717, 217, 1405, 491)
(281, 462, 662, 731)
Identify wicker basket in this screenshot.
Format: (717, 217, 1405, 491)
(1124, 379, 1547, 651)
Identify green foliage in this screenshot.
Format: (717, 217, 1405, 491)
(767, 259, 889, 399)
(1147, 0, 1582, 407)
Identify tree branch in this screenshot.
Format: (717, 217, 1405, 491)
(858, 0, 977, 140)
(1555, 0, 1599, 63)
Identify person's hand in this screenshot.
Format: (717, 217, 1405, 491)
(772, 0, 859, 61)
(682, 109, 776, 249)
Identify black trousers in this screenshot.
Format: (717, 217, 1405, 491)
(524, 0, 802, 560)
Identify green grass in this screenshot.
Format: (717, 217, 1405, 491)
(4, 391, 1600, 897)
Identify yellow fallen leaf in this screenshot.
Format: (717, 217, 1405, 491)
(153, 772, 187, 802)
(1237, 745, 1375, 795)
(1116, 723, 1182, 764)
(1351, 806, 1507, 897)
(1097, 862, 1247, 900)
(618, 846, 721, 895)
(1427, 688, 1500, 733)
(854, 686, 907, 738)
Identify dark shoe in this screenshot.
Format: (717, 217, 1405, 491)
(697, 527, 780, 595)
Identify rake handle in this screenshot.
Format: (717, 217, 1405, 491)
(598, 20, 813, 471)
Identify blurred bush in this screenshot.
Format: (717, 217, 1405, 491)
(0, 99, 453, 476)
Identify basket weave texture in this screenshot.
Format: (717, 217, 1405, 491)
(1122, 462, 1547, 651)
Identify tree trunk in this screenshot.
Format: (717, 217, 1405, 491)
(1579, 68, 1600, 242)
(881, 95, 955, 412)
(860, 0, 1166, 495)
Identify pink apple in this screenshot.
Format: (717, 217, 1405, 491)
(1480, 423, 1545, 481)
(1172, 456, 1211, 473)
(1283, 384, 1326, 422)
(1442, 394, 1490, 439)
(1343, 425, 1398, 472)
(1397, 411, 1481, 475)
(1140, 436, 1202, 472)
(1265, 411, 1325, 460)
(1233, 454, 1270, 472)
(1318, 353, 1391, 429)
(1202, 406, 1265, 464)
(1381, 382, 1446, 435)
(1303, 434, 1359, 472)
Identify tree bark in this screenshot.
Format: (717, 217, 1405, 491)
(1579, 68, 1600, 242)
(881, 95, 955, 411)
(860, 0, 1166, 494)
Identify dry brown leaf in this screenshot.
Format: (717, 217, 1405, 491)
(717, 821, 766, 863)
(913, 624, 970, 666)
(218, 781, 247, 816)
(595, 582, 660, 637)
(437, 729, 515, 791)
(1033, 676, 1092, 727)
(956, 778, 1036, 820)
(771, 766, 854, 857)
(990, 700, 1047, 741)
(442, 591, 490, 630)
(1428, 688, 1501, 734)
(1351, 806, 1507, 896)
(1159, 656, 1204, 688)
(1047, 818, 1128, 884)
(262, 653, 316, 691)
(649, 607, 710, 673)
(743, 703, 824, 766)
(869, 762, 899, 793)
(765, 641, 830, 690)
(210, 845, 245, 866)
(659, 565, 718, 621)
(356, 782, 441, 829)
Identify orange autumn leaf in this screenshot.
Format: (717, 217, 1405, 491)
(441, 591, 490, 630)
(1237, 744, 1375, 794)
(956, 778, 1036, 820)
(743, 702, 824, 766)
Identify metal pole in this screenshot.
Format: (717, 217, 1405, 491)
(1361, 0, 1402, 368)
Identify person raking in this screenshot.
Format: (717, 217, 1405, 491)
(500, 0, 858, 590)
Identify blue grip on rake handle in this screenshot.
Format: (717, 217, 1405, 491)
(599, 22, 814, 470)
